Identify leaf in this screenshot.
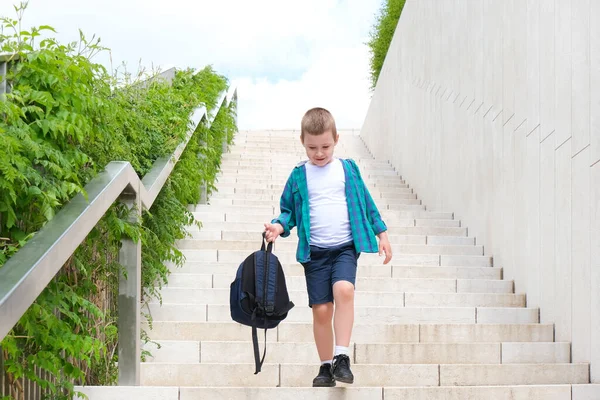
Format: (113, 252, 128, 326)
(0, 28, 236, 395)
(38, 25, 57, 32)
(5, 206, 16, 229)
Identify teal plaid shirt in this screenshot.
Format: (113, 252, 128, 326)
(271, 158, 387, 263)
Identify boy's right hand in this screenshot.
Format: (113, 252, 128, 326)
(264, 223, 284, 242)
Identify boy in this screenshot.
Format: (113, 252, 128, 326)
(264, 107, 392, 387)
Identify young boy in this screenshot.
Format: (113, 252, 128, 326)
(264, 107, 392, 387)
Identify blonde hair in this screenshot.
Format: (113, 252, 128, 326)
(301, 107, 337, 140)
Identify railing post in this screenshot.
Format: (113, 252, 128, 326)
(199, 183, 208, 204)
(222, 133, 228, 154)
(1, 61, 8, 98)
(117, 184, 142, 386)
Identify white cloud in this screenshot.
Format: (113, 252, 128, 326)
(236, 45, 373, 130)
(1, 0, 381, 129)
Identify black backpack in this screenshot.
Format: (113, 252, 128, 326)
(229, 233, 295, 374)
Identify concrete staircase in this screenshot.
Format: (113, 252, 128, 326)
(78, 130, 595, 399)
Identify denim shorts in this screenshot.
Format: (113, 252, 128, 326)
(301, 241, 360, 307)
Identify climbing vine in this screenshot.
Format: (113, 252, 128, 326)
(367, 0, 406, 90)
(0, 3, 236, 399)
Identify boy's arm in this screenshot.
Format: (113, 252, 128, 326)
(349, 159, 392, 263)
(363, 183, 388, 235)
(270, 175, 296, 238)
(350, 159, 387, 235)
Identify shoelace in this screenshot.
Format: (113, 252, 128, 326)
(319, 364, 332, 375)
(334, 355, 349, 371)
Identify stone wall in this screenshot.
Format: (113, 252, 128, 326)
(360, 0, 600, 381)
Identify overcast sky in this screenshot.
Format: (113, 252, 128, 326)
(0, 0, 381, 130)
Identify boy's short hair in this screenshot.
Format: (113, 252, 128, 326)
(301, 107, 338, 139)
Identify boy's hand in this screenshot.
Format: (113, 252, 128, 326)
(377, 231, 392, 264)
(264, 222, 284, 242)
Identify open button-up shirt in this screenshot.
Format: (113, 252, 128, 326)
(271, 158, 387, 263)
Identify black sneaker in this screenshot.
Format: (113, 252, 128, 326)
(312, 363, 336, 387)
(332, 354, 354, 384)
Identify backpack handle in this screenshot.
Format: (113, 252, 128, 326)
(261, 232, 274, 253)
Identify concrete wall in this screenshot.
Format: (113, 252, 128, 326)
(361, 0, 600, 381)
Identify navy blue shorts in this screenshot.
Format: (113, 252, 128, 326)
(301, 241, 360, 307)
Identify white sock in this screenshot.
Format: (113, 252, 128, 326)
(321, 359, 333, 365)
(335, 346, 349, 356)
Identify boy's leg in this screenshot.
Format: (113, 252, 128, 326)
(330, 242, 359, 384)
(312, 303, 334, 361)
(303, 246, 336, 387)
(332, 281, 354, 347)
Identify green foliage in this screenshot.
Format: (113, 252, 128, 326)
(367, 0, 406, 90)
(0, 3, 236, 399)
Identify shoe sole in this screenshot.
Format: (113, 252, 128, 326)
(333, 375, 354, 384)
(313, 381, 336, 387)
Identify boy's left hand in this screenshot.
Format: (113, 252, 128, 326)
(377, 231, 392, 264)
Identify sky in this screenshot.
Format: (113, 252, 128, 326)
(0, 0, 382, 130)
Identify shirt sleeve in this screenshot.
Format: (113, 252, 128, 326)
(350, 159, 387, 235)
(271, 173, 296, 237)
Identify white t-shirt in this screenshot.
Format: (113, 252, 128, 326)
(305, 158, 352, 247)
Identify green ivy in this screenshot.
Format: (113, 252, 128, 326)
(0, 3, 236, 399)
(367, 0, 406, 90)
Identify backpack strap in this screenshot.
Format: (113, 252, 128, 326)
(253, 232, 272, 374)
(261, 232, 274, 252)
(251, 308, 268, 374)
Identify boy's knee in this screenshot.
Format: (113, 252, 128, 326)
(333, 280, 355, 303)
(312, 303, 333, 323)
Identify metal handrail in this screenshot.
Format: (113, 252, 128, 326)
(0, 63, 237, 385)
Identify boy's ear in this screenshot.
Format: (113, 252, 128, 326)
(299, 133, 304, 145)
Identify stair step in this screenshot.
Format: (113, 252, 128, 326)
(173, 262, 500, 280)
(501, 342, 571, 363)
(416, 219, 461, 227)
(177, 238, 483, 255)
(73, 385, 580, 400)
(190, 204, 275, 213)
(143, 322, 554, 343)
(175, 235, 429, 249)
(426, 236, 475, 245)
(138, 363, 588, 387)
(388, 385, 571, 400)
(178, 387, 382, 400)
(158, 287, 523, 307)
(140, 363, 279, 386)
(145, 303, 538, 324)
(185, 220, 465, 234)
(207, 249, 481, 265)
(177, 234, 476, 250)
(437, 363, 588, 386)
(357, 342, 571, 365)
(391, 227, 468, 236)
(405, 292, 524, 307)
(175, 262, 394, 278)
(392, 266, 501, 280)
(184, 227, 470, 239)
(214, 178, 409, 189)
(396, 244, 483, 255)
(209, 275, 512, 293)
(159, 288, 405, 307)
(142, 341, 569, 365)
(178, 248, 451, 267)
(73, 387, 179, 400)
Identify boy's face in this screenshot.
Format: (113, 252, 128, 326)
(301, 130, 338, 167)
